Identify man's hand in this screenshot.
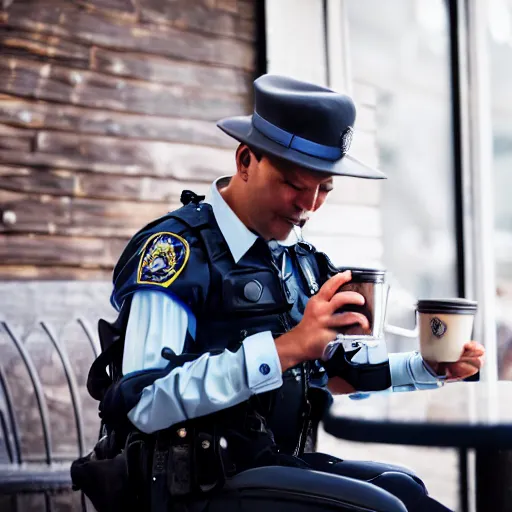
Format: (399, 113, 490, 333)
(425, 341, 485, 381)
(274, 270, 370, 371)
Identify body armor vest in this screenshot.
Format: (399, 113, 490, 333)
(107, 201, 328, 456)
(168, 203, 324, 455)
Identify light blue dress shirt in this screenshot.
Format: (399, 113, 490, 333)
(122, 177, 442, 434)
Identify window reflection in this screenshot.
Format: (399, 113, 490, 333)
(346, 0, 457, 349)
(488, 0, 512, 380)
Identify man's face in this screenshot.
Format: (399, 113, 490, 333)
(246, 152, 334, 241)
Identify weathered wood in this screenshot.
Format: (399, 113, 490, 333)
(0, 27, 90, 69)
(0, 166, 75, 196)
(0, 123, 35, 151)
(0, 165, 211, 202)
(0, 58, 251, 120)
(138, 0, 255, 42)
(238, 1, 256, 20)
(0, 264, 111, 280)
(0, 190, 72, 233)
(0, 189, 175, 238)
(91, 47, 252, 95)
(34, 132, 234, 180)
(216, 0, 237, 14)
(73, 0, 138, 23)
(2, 2, 255, 69)
(0, 95, 236, 147)
(69, 196, 176, 237)
(75, 173, 210, 202)
(0, 234, 126, 267)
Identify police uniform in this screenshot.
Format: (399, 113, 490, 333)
(74, 75, 453, 512)
(120, 177, 442, 436)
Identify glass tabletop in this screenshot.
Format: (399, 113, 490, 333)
(323, 381, 512, 448)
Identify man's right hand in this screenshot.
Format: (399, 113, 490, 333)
(275, 270, 370, 371)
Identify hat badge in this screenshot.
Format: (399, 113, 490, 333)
(340, 127, 354, 155)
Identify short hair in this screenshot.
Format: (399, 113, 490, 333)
(238, 143, 263, 162)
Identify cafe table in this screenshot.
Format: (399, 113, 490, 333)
(322, 381, 512, 512)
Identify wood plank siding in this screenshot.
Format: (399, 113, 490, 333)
(0, 0, 257, 280)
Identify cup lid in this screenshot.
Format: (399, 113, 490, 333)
(417, 298, 478, 315)
(339, 267, 386, 283)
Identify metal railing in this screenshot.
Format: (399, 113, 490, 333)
(0, 319, 100, 512)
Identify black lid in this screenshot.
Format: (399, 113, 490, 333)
(417, 298, 478, 315)
(339, 267, 386, 283)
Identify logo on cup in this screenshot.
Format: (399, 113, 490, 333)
(430, 317, 447, 338)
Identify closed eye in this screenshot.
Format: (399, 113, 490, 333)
(285, 180, 304, 191)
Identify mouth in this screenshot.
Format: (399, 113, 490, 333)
(283, 216, 308, 227)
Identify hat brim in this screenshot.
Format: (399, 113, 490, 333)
(217, 115, 386, 179)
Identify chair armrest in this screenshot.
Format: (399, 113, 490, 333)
(225, 466, 407, 512)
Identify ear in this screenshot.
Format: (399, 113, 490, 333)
(235, 144, 254, 181)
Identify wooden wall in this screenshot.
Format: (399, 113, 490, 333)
(0, 0, 257, 280)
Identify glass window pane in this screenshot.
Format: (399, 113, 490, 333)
(346, 0, 458, 337)
(488, 0, 512, 380)
(318, 4, 460, 510)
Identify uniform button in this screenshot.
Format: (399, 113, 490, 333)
(259, 363, 271, 375)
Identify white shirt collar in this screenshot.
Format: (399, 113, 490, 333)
(204, 176, 302, 263)
(204, 176, 258, 263)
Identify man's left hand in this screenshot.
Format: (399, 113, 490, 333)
(426, 341, 485, 381)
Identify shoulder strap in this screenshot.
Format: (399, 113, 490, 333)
(169, 203, 230, 263)
(292, 242, 321, 295)
(87, 302, 131, 401)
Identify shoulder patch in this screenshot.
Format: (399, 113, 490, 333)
(137, 232, 190, 287)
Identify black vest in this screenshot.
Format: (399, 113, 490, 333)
(109, 202, 328, 455)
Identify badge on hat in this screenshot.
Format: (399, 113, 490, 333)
(137, 232, 190, 287)
(340, 127, 354, 155)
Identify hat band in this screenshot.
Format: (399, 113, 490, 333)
(252, 112, 342, 161)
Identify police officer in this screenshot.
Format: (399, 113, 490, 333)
(78, 75, 485, 512)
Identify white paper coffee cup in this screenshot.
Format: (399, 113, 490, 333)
(417, 299, 478, 363)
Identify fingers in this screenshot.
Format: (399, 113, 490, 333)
(457, 356, 484, 372)
(327, 311, 371, 332)
(462, 341, 485, 356)
(329, 290, 365, 313)
(316, 271, 352, 301)
(447, 362, 481, 380)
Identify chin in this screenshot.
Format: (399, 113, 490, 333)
(273, 227, 295, 242)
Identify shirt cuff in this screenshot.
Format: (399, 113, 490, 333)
(390, 351, 444, 392)
(243, 331, 283, 393)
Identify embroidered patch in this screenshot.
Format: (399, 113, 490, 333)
(137, 232, 190, 287)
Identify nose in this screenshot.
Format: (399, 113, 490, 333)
(295, 188, 319, 213)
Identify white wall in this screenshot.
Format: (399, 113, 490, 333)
(264, 0, 383, 268)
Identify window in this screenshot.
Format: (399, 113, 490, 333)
(346, 0, 458, 342)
